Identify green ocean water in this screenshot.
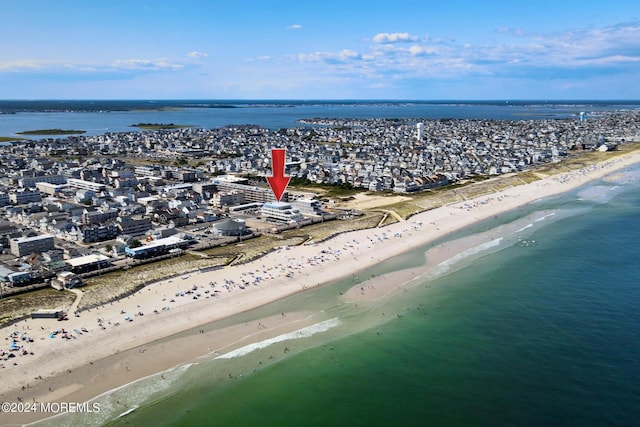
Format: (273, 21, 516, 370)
(46, 165, 640, 427)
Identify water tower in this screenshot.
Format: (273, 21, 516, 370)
(416, 122, 424, 140)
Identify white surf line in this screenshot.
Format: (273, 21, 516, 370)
(215, 318, 341, 359)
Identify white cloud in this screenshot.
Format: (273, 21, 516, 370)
(296, 48, 373, 65)
(113, 59, 184, 70)
(0, 59, 45, 71)
(287, 24, 302, 30)
(368, 22, 640, 81)
(0, 57, 187, 75)
(297, 52, 323, 63)
(338, 49, 360, 60)
(489, 22, 640, 66)
(408, 45, 439, 56)
(187, 51, 208, 59)
(372, 32, 419, 44)
(5, 21, 638, 97)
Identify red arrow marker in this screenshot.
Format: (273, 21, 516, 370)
(267, 148, 291, 202)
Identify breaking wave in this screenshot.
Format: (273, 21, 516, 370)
(216, 318, 342, 359)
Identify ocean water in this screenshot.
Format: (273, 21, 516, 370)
(40, 164, 640, 427)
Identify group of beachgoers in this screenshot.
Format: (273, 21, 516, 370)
(2, 319, 98, 369)
(456, 193, 513, 211)
(125, 222, 420, 313)
(2, 330, 35, 369)
(552, 158, 624, 184)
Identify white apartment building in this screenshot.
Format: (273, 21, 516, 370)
(292, 198, 324, 216)
(260, 202, 305, 223)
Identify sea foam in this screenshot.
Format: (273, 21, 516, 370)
(31, 363, 194, 427)
(515, 223, 534, 233)
(435, 238, 503, 272)
(216, 318, 341, 359)
(535, 211, 557, 222)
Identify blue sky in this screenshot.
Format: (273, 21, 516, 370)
(2, 0, 639, 99)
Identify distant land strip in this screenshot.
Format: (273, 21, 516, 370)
(131, 123, 191, 130)
(16, 128, 86, 135)
(0, 136, 25, 142)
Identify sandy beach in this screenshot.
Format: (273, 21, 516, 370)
(1, 151, 640, 426)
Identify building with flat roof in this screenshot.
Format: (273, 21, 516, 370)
(292, 198, 324, 216)
(210, 191, 246, 208)
(66, 253, 110, 274)
(192, 181, 218, 199)
(212, 177, 288, 203)
(124, 234, 191, 258)
(10, 234, 55, 257)
(228, 202, 262, 214)
(214, 175, 249, 184)
(67, 178, 107, 192)
(7, 271, 32, 286)
(82, 208, 119, 225)
(81, 222, 119, 243)
(19, 174, 67, 189)
(260, 202, 305, 222)
(9, 189, 42, 204)
(117, 216, 152, 237)
(35, 182, 68, 196)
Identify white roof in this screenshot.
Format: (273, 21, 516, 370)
(66, 253, 110, 267)
(13, 234, 54, 243)
(214, 175, 248, 183)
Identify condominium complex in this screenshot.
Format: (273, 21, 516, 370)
(10, 234, 55, 257)
(260, 202, 305, 222)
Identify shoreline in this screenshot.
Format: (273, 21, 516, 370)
(2, 150, 640, 425)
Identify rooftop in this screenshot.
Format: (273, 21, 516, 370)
(12, 234, 54, 243)
(263, 202, 292, 210)
(66, 253, 110, 267)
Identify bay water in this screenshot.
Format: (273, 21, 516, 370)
(2, 100, 639, 137)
